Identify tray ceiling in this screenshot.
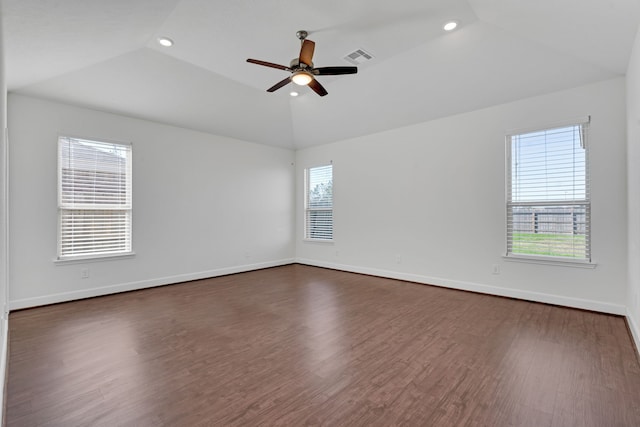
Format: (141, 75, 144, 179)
(4, 0, 639, 148)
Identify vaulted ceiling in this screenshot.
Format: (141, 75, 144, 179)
(3, 0, 640, 149)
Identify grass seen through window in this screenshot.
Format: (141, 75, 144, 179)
(512, 232, 586, 258)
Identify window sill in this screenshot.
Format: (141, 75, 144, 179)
(503, 254, 596, 269)
(54, 252, 136, 265)
(303, 239, 334, 244)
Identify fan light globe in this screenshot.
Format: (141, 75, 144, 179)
(292, 71, 313, 86)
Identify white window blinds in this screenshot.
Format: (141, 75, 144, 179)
(506, 120, 590, 261)
(305, 164, 333, 240)
(58, 136, 132, 259)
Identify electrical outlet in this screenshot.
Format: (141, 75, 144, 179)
(492, 264, 501, 275)
(396, 254, 402, 264)
(335, 250, 340, 257)
(81, 268, 90, 279)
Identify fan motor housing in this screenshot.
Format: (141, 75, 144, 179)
(289, 58, 313, 70)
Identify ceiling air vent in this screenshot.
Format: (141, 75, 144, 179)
(344, 49, 374, 65)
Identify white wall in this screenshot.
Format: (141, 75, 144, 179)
(296, 78, 628, 314)
(627, 28, 640, 348)
(8, 94, 295, 308)
(0, 12, 9, 420)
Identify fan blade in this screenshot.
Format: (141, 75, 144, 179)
(313, 66, 358, 75)
(308, 78, 328, 97)
(299, 39, 315, 67)
(247, 59, 291, 71)
(267, 77, 292, 92)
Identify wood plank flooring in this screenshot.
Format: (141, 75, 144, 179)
(6, 264, 640, 426)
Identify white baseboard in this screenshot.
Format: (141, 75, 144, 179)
(0, 317, 8, 425)
(627, 309, 640, 356)
(9, 258, 295, 310)
(9, 257, 630, 318)
(295, 258, 627, 316)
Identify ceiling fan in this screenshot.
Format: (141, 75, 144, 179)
(246, 30, 358, 97)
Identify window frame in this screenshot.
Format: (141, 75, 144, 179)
(504, 118, 593, 266)
(56, 136, 133, 262)
(304, 163, 333, 242)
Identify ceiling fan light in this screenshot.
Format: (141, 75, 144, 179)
(292, 71, 313, 86)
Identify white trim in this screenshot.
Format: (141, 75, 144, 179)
(303, 239, 334, 244)
(2, 120, 9, 427)
(57, 133, 132, 147)
(0, 318, 8, 424)
(295, 258, 626, 315)
(9, 258, 295, 310)
(54, 251, 136, 264)
(503, 254, 597, 268)
(2, 128, 8, 321)
(506, 115, 591, 136)
(627, 309, 640, 356)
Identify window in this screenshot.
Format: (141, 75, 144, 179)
(305, 164, 333, 240)
(506, 119, 590, 262)
(58, 136, 132, 260)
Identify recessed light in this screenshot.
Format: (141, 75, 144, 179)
(158, 37, 174, 47)
(290, 91, 299, 97)
(443, 21, 458, 31)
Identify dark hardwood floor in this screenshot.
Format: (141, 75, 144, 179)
(6, 264, 640, 426)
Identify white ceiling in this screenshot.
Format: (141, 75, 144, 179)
(3, 0, 639, 149)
